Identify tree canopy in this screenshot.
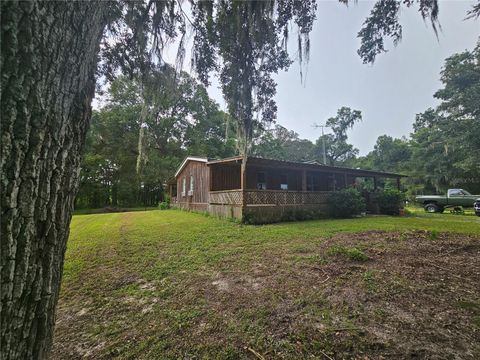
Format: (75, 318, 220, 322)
(99, 0, 455, 157)
(76, 66, 235, 209)
(409, 42, 480, 192)
(355, 42, 480, 194)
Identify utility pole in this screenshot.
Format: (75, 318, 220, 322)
(312, 123, 328, 165)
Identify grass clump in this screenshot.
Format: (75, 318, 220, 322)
(327, 245, 368, 261)
(362, 270, 377, 290)
(430, 230, 440, 240)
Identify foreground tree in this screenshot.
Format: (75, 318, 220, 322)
(1, 3, 109, 358)
(0, 2, 183, 358)
(0, 0, 458, 358)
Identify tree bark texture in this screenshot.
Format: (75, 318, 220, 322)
(1, 1, 107, 358)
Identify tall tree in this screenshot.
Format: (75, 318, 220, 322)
(1, 3, 108, 358)
(253, 125, 315, 161)
(409, 42, 480, 192)
(357, 135, 411, 173)
(0, 0, 458, 357)
(191, 1, 317, 195)
(315, 107, 362, 166)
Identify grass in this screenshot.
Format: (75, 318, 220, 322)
(53, 209, 480, 359)
(326, 245, 368, 261)
(73, 206, 157, 215)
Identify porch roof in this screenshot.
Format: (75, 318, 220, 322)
(207, 156, 407, 179)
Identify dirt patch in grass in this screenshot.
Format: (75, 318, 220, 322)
(52, 230, 480, 359)
(317, 230, 480, 358)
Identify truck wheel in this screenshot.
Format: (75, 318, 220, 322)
(424, 203, 439, 213)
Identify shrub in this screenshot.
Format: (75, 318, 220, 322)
(375, 189, 405, 215)
(158, 201, 170, 210)
(430, 230, 439, 240)
(242, 208, 325, 224)
(327, 188, 365, 218)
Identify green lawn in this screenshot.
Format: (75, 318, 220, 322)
(73, 206, 157, 215)
(53, 209, 480, 359)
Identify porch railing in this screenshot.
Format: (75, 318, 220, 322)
(209, 189, 331, 206)
(244, 190, 331, 206)
(209, 190, 243, 205)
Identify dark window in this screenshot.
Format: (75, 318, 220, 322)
(280, 174, 288, 190)
(307, 174, 320, 191)
(328, 175, 336, 191)
(257, 172, 266, 190)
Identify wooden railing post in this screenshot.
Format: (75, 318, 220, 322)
(241, 157, 247, 209)
(302, 170, 307, 191)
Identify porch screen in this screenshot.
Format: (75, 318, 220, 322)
(280, 174, 288, 190)
(257, 172, 266, 190)
(306, 174, 320, 191)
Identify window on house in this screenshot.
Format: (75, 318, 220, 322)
(182, 177, 186, 196)
(306, 174, 320, 191)
(190, 175, 194, 191)
(280, 174, 288, 190)
(257, 172, 266, 190)
(328, 175, 336, 191)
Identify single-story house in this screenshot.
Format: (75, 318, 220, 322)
(168, 156, 406, 222)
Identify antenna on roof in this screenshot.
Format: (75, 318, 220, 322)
(312, 123, 328, 165)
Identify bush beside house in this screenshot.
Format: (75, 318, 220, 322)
(372, 189, 405, 215)
(327, 188, 366, 218)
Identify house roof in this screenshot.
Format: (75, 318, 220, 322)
(207, 156, 407, 178)
(174, 156, 208, 178)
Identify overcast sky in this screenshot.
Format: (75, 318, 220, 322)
(205, 0, 479, 155)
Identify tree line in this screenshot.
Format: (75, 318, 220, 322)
(75, 66, 237, 209)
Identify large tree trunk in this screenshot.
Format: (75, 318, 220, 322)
(1, 1, 107, 358)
